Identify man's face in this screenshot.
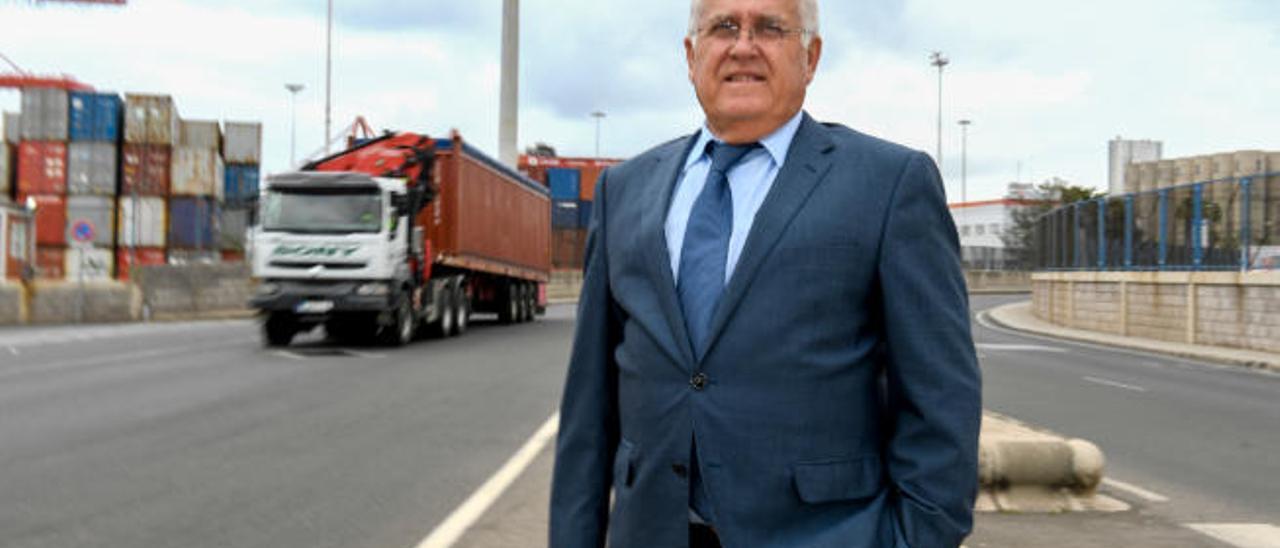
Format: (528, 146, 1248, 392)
(685, 0, 822, 143)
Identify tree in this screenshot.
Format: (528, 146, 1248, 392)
(1001, 179, 1105, 269)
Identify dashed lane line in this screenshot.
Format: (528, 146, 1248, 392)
(1102, 477, 1170, 503)
(1185, 523, 1280, 548)
(1083, 376, 1148, 393)
(415, 412, 559, 548)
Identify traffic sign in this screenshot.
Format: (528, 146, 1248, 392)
(70, 219, 96, 243)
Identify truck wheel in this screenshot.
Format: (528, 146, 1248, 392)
(499, 282, 519, 324)
(264, 313, 296, 347)
(453, 284, 469, 336)
(430, 289, 456, 338)
(522, 283, 536, 322)
(380, 299, 414, 347)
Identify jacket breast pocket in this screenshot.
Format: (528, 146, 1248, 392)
(792, 455, 884, 504)
(613, 439, 637, 489)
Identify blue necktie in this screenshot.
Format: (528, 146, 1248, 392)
(678, 140, 759, 360)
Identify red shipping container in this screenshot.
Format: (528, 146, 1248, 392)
(17, 141, 67, 195)
(115, 246, 166, 281)
(121, 144, 172, 196)
(220, 250, 244, 263)
(19, 194, 68, 246)
(36, 246, 66, 280)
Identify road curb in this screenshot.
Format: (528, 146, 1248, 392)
(977, 412, 1121, 513)
(984, 301, 1280, 372)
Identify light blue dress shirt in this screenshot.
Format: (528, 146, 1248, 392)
(666, 110, 805, 284)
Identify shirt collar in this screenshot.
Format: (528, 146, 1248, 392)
(684, 110, 806, 171)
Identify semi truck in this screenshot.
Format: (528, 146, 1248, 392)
(248, 130, 551, 347)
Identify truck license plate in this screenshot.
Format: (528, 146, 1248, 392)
(296, 300, 335, 314)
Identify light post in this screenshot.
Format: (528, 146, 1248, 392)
(929, 51, 949, 171)
(590, 111, 606, 158)
(285, 83, 304, 167)
(958, 119, 972, 204)
(324, 0, 333, 154)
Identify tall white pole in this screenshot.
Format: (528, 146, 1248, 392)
(930, 51, 949, 171)
(286, 83, 304, 167)
(324, 0, 333, 154)
(959, 119, 971, 204)
(499, 0, 519, 167)
(590, 111, 605, 158)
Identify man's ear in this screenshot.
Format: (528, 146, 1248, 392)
(805, 35, 823, 84)
(685, 36, 697, 83)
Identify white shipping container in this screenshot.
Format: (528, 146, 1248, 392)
(179, 119, 221, 150)
(218, 207, 253, 251)
(20, 88, 70, 141)
(167, 249, 219, 265)
(223, 122, 262, 164)
(124, 94, 179, 145)
(67, 195, 116, 247)
(3, 112, 20, 144)
(67, 142, 119, 196)
(64, 246, 115, 281)
(171, 147, 225, 197)
(117, 196, 167, 247)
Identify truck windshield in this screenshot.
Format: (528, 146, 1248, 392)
(261, 189, 382, 234)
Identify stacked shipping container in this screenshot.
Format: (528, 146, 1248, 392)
(220, 122, 261, 262)
(8, 88, 262, 281)
(519, 155, 621, 270)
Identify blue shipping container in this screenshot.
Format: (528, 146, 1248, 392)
(169, 197, 220, 249)
(578, 200, 593, 228)
(224, 164, 261, 204)
(552, 200, 580, 229)
(548, 167, 580, 201)
(68, 92, 122, 142)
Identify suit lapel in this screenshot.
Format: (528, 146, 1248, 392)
(702, 114, 835, 359)
(643, 134, 700, 367)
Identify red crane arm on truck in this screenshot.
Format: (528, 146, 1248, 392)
(302, 132, 439, 281)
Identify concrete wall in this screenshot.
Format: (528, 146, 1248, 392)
(133, 263, 253, 319)
(1033, 271, 1280, 354)
(0, 284, 23, 325)
(28, 281, 138, 324)
(966, 270, 1032, 292)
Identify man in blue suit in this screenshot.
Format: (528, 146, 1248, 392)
(550, 0, 981, 546)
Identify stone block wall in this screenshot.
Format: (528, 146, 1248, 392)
(134, 263, 252, 319)
(0, 284, 23, 325)
(1032, 271, 1280, 355)
(28, 281, 137, 324)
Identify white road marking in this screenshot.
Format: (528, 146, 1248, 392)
(6, 345, 17, 356)
(975, 343, 1067, 353)
(272, 350, 306, 361)
(1102, 477, 1169, 502)
(1185, 523, 1280, 548)
(416, 412, 560, 548)
(0, 343, 216, 380)
(339, 349, 386, 359)
(1083, 376, 1148, 393)
(973, 310, 1218, 371)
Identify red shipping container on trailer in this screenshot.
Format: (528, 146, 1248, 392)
(115, 247, 166, 281)
(427, 132, 552, 281)
(121, 144, 172, 196)
(17, 141, 67, 195)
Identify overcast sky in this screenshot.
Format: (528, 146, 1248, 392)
(2, 0, 1277, 202)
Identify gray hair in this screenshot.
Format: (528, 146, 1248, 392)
(688, 0, 820, 46)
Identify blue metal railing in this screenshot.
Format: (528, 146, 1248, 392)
(1034, 173, 1279, 271)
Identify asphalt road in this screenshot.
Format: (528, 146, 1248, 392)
(971, 294, 1280, 527)
(1, 296, 1276, 547)
(0, 310, 575, 548)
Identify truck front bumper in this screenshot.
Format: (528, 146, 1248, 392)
(250, 281, 392, 315)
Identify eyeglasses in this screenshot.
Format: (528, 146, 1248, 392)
(697, 17, 808, 45)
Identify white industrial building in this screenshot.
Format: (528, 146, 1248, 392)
(949, 183, 1048, 270)
(1108, 137, 1162, 195)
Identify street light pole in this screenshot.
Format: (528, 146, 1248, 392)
(959, 119, 972, 204)
(590, 111, 606, 158)
(929, 51, 949, 171)
(324, 0, 333, 154)
(285, 83, 304, 168)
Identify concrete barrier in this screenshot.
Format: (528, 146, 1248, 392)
(27, 281, 138, 324)
(0, 283, 24, 325)
(133, 262, 253, 320)
(977, 412, 1122, 513)
(966, 270, 1032, 293)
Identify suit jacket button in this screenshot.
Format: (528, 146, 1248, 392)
(672, 464, 688, 479)
(690, 373, 708, 391)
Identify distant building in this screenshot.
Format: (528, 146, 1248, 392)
(949, 183, 1049, 270)
(1109, 137, 1163, 195)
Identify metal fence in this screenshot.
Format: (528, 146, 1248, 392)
(1032, 174, 1280, 271)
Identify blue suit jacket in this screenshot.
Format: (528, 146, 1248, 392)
(551, 114, 981, 548)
